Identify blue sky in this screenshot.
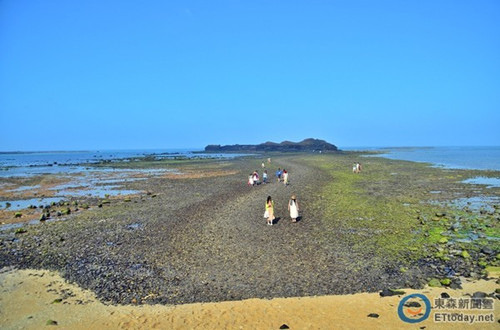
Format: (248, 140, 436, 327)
(1, 0, 499, 151)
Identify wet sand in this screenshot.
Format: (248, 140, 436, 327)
(1, 268, 498, 329)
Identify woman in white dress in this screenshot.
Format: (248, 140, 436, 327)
(288, 194, 299, 222)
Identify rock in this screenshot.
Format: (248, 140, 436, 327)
(428, 279, 442, 287)
(440, 279, 451, 286)
(436, 212, 446, 217)
(279, 325, 290, 329)
(379, 289, 406, 297)
(46, 319, 58, 326)
(15, 228, 27, 234)
(367, 313, 379, 318)
(14, 212, 22, 218)
(51, 298, 62, 304)
(461, 250, 471, 259)
(61, 208, 71, 215)
(495, 288, 500, 294)
(438, 237, 448, 244)
(404, 301, 421, 308)
(39, 214, 46, 221)
(481, 246, 494, 255)
(472, 292, 487, 298)
(101, 199, 110, 205)
(441, 292, 451, 298)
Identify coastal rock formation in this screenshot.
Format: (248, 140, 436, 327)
(205, 138, 338, 152)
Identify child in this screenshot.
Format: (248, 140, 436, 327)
(288, 195, 299, 222)
(266, 196, 275, 226)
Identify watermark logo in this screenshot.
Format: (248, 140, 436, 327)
(433, 296, 495, 324)
(397, 294, 432, 323)
(397, 293, 496, 324)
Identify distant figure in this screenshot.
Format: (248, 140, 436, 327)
(252, 171, 260, 185)
(288, 195, 299, 222)
(266, 196, 275, 226)
(248, 173, 254, 186)
(276, 168, 282, 182)
(268, 157, 271, 164)
(353, 163, 358, 173)
(283, 169, 289, 186)
(263, 170, 268, 184)
(261, 162, 265, 169)
(358, 163, 362, 173)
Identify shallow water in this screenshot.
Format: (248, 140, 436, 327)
(462, 177, 500, 188)
(359, 146, 500, 171)
(0, 197, 64, 211)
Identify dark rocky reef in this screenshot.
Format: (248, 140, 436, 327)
(205, 138, 339, 152)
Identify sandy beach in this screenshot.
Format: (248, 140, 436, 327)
(1, 268, 498, 329)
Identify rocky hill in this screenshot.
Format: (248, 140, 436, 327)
(205, 138, 338, 152)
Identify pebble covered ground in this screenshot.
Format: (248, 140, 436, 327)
(0, 154, 498, 305)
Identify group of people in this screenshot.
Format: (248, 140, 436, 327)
(352, 162, 362, 173)
(248, 170, 268, 186)
(248, 160, 299, 226)
(264, 194, 299, 225)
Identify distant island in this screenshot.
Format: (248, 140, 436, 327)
(205, 138, 339, 152)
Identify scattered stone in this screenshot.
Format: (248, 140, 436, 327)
(481, 246, 494, 255)
(440, 279, 451, 286)
(379, 289, 406, 297)
(436, 212, 446, 217)
(367, 313, 379, 318)
(15, 228, 27, 234)
(61, 208, 71, 215)
(14, 212, 22, 218)
(279, 324, 290, 329)
(438, 237, 448, 244)
(51, 298, 63, 304)
(441, 292, 450, 298)
(40, 214, 46, 221)
(472, 292, 487, 298)
(428, 279, 442, 287)
(404, 301, 421, 308)
(461, 250, 470, 259)
(46, 319, 58, 326)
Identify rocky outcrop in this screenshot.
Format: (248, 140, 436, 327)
(205, 138, 338, 152)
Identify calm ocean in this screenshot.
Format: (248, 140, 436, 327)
(0, 148, 245, 178)
(343, 146, 500, 171)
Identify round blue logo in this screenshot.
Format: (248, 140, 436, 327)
(397, 293, 431, 323)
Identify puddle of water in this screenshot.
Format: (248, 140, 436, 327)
(462, 177, 500, 188)
(452, 196, 499, 212)
(57, 187, 140, 198)
(7, 185, 41, 192)
(0, 215, 70, 231)
(0, 197, 64, 211)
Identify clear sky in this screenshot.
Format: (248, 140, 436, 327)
(1, 0, 499, 151)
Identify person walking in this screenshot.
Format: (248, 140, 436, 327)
(263, 170, 268, 184)
(288, 194, 299, 222)
(276, 168, 282, 183)
(265, 196, 275, 226)
(283, 169, 289, 186)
